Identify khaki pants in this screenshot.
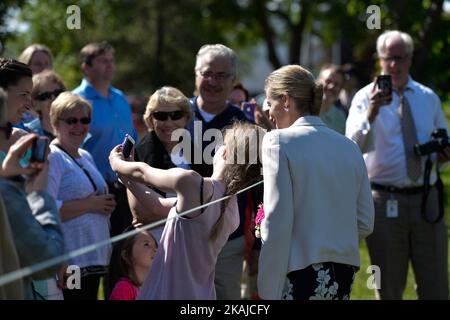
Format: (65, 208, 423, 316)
(366, 187, 448, 300)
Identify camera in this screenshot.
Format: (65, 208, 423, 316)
(30, 136, 49, 163)
(121, 134, 135, 158)
(414, 129, 450, 156)
(376, 75, 392, 97)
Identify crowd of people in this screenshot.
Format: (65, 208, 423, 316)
(0, 29, 448, 300)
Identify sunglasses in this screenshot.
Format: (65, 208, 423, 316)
(0, 122, 12, 139)
(59, 117, 91, 125)
(35, 89, 65, 101)
(151, 110, 184, 121)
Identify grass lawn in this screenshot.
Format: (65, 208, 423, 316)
(351, 100, 450, 299)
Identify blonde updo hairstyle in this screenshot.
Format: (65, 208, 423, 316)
(143, 86, 192, 131)
(265, 64, 323, 116)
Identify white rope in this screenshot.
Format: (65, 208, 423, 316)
(0, 179, 263, 287)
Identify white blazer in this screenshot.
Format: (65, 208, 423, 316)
(258, 116, 374, 299)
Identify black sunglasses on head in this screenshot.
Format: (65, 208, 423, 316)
(0, 122, 12, 139)
(36, 89, 65, 101)
(59, 117, 91, 125)
(151, 110, 184, 121)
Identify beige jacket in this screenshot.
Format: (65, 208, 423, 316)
(258, 116, 374, 299)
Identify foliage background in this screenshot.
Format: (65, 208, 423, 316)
(1, 0, 449, 100)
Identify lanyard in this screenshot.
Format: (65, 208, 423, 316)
(54, 144, 98, 192)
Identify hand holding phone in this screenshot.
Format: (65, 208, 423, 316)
(121, 134, 135, 159)
(368, 75, 393, 123)
(0, 134, 38, 178)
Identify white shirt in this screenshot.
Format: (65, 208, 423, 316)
(346, 76, 448, 187)
(47, 145, 111, 268)
(197, 108, 216, 123)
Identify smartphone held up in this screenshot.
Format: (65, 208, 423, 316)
(30, 136, 49, 164)
(376, 75, 392, 98)
(121, 134, 135, 159)
(241, 102, 257, 122)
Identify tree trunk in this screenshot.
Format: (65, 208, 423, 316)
(154, 1, 166, 88)
(288, 0, 311, 64)
(253, 0, 281, 69)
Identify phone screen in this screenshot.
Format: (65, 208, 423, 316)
(377, 75, 392, 97)
(122, 134, 135, 158)
(30, 137, 49, 163)
(242, 102, 256, 121)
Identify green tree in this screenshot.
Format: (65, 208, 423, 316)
(0, 0, 26, 53)
(2, 0, 448, 98)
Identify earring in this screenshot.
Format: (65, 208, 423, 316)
(284, 107, 289, 112)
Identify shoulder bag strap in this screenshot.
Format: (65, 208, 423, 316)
(54, 144, 98, 192)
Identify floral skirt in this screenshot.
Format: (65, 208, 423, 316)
(282, 262, 356, 300)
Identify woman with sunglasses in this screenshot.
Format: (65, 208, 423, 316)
(126, 87, 192, 241)
(47, 92, 116, 300)
(25, 70, 66, 140)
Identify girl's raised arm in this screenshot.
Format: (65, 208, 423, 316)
(109, 145, 206, 217)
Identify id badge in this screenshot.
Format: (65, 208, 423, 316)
(386, 199, 398, 218)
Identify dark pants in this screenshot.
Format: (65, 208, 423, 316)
(107, 181, 133, 237)
(283, 262, 356, 300)
(366, 187, 448, 300)
(62, 274, 102, 300)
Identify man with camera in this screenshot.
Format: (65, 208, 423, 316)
(346, 30, 449, 300)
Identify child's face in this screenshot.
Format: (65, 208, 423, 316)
(132, 231, 158, 269)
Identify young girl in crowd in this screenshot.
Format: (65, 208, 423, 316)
(108, 225, 158, 300)
(109, 121, 265, 299)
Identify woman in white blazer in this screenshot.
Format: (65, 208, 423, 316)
(258, 65, 374, 300)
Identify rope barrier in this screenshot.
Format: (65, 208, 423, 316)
(0, 179, 263, 288)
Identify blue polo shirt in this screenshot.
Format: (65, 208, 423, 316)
(73, 78, 137, 183)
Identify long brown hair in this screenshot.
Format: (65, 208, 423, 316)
(209, 122, 265, 241)
(107, 225, 157, 296)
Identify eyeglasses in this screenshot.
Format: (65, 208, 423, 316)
(197, 71, 232, 81)
(380, 55, 410, 63)
(151, 110, 184, 121)
(35, 89, 65, 101)
(0, 122, 12, 139)
(59, 117, 91, 125)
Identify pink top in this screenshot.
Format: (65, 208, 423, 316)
(137, 179, 239, 300)
(109, 278, 138, 300)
